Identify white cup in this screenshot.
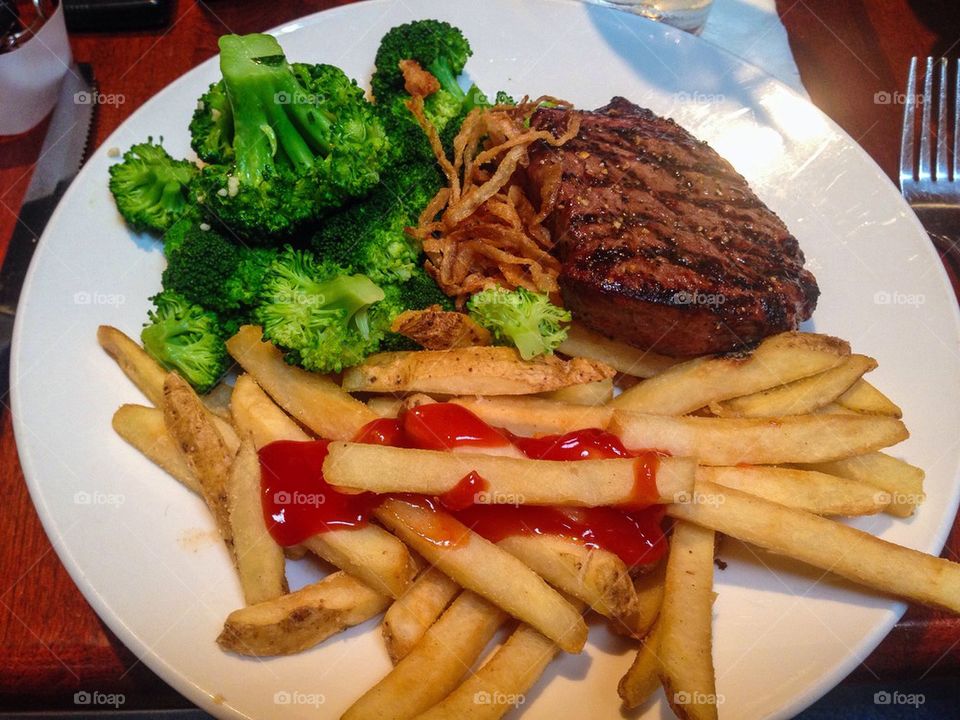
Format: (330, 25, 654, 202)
(0, 1, 72, 135)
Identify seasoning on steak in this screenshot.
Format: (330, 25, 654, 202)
(527, 97, 819, 357)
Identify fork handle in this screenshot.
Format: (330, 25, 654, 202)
(910, 205, 960, 282)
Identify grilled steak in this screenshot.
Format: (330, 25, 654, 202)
(528, 97, 819, 357)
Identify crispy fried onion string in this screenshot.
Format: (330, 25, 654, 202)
(406, 96, 579, 307)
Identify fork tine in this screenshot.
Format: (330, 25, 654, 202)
(954, 59, 960, 182)
(919, 57, 934, 181)
(900, 57, 918, 187)
(936, 58, 949, 181)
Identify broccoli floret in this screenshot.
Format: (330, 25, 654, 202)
(108, 141, 198, 234)
(395, 265, 454, 312)
(161, 211, 203, 257)
(193, 34, 389, 241)
(467, 286, 571, 359)
(190, 81, 234, 165)
(371, 20, 472, 105)
(256, 247, 387, 373)
(161, 224, 276, 321)
(141, 291, 229, 393)
(311, 163, 441, 283)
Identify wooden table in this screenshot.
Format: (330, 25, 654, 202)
(1, 0, 958, 712)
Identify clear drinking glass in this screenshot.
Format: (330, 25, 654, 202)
(586, 0, 714, 34)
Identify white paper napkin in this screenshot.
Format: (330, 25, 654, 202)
(700, 0, 807, 96)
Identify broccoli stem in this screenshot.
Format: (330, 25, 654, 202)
(426, 59, 465, 101)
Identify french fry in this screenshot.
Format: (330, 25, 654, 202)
(710, 354, 877, 418)
(698, 465, 889, 516)
(658, 520, 718, 720)
(301, 529, 416, 600)
(452, 395, 613, 436)
(343, 592, 506, 720)
(367, 396, 404, 418)
(112, 404, 199, 493)
(616, 559, 666, 639)
(382, 567, 460, 663)
(668, 480, 960, 614)
(618, 619, 662, 708)
(230, 373, 310, 448)
(226, 437, 287, 605)
(557, 322, 677, 378)
(835, 379, 903, 417)
(226, 325, 376, 440)
(98, 325, 166, 406)
(610, 410, 908, 465)
(325, 442, 695, 507)
(541, 377, 614, 405)
(612, 332, 850, 415)
(374, 498, 587, 652)
(217, 571, 389, 656)
(496, 534, 636, 619)
(162, 373, 236, 554)
(202, 381, 235, 420)
(341, 346, 615, 395)
(793, 452, 925, 518)
(415, 599, 588, 720)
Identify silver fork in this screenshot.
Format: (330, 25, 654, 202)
(900, 57, 960, 267)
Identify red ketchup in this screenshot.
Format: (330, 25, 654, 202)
(402, 403, 512, 450)
(258, 440, 379, 547)
(462, 426, 667, 566)
(258, 402, 667, 565)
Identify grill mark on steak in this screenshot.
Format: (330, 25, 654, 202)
(527, 97, 819, 357)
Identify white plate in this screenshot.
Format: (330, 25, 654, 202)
(13, 1, 960, 718)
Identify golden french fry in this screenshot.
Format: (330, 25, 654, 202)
(217, 571, 389, 656)
(163, 372, 236, 554)
(202, 381, 234, 420)
(324, 442, 695, 507)
(301, 529, 416, 600)
(374, 498, 587, 652)
(612, 332, 850, 416)
(226, 325, 376, 440)
(496, 534, 636, 619)
(382, 567, 460, 664)
(230, 373, 310, 448)
(618, 619, 662, 709)
(98, 325, 167, 406)
(415, 600, 587, 720)
(793, 452, 925, 518)
(668, 480, 960, 614)
(557, 322, 677, 378)
(835, 379, 902, 417)
(112, 404, 199, 493)
(341, 346, 615, 396)
(367, 396, 404, 419)
(452, 395, 613, 436)
(541, 378, 614, 405)
(710, 354, 877, 418)
(659, 520, 718, 720)
(698, 465, 889, 516)
(343, 592, 506, 720)
(615, 559, 666, 639)
(610, 410, 908, 465)
(227, 437, 287, 605)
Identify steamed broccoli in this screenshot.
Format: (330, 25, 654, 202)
(161, 224, 277, 334)
(108, 141, 198, 234)
(141, 291, 229, 393)
(256, 247, 387, 373)
(192, 34, 389, 241)
(467, 286, 571, 359)
(190, 81, 234, 165)
(311, 163, 441, 283)
(371, 20, 472, 106)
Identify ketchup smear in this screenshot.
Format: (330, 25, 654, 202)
(258, 402, 667, 566)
